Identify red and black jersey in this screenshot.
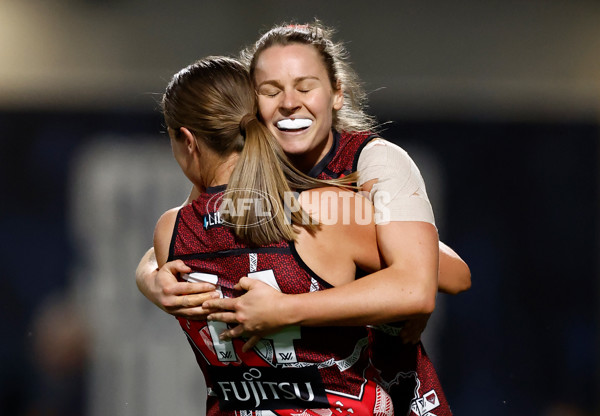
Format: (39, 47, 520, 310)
(307, 130, 376, 180)
(311, 130, 452, 416)
(168, 185, 394, 416)
(368, 327, 452, 416)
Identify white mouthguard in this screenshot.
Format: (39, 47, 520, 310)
(276, 119, 313, 130)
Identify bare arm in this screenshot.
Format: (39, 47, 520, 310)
(134, 208, 218, 319)
(438, 241, 471, 294)
(204, 189, 438, 332)
(268, 220, 439, 327)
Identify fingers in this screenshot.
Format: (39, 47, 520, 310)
(218, 328, 261, 353)
(179, 292, 220, 308)
(219, 324, 245, 341)
(160, 286, 219, 316)
(206, 311, 238, 324)
(233, 276, 252, 291)
(171, 305, 213, 320)
(163, 259, 192, 274)
(166, 282, 217, 296)
(203, 297, 237, 311)
(242, 335, 261, 353)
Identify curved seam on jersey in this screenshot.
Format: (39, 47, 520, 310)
(287, 241, 334, 289)
(320, 167, 340, 179)
(352, 133, 380, 173)
(173, 246, 290, 261)
(307, 129, 340, 178)
(205, 184, 227, 194)
(167, 208, 182, 263)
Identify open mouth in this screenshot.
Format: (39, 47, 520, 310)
(276, 118, 313, 132)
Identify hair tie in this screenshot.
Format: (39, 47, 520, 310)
(239, 113, 255, 139)
(286, 24, 309, 30)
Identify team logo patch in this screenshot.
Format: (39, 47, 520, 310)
(410, 389, 440, 415)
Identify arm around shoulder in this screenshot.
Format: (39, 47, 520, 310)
(358, 139, 470, 296)
(281, 219, 438, 327)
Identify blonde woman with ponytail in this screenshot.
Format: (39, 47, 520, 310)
(152, 56, 395, 415)
(141, 21, 464, 415)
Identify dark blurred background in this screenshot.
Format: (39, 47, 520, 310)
(1, 1, 598, 415)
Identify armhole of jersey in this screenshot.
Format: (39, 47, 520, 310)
(288, 241, 334, 290)
(351, 133, 381, 173)
(167, 209, 182, 262)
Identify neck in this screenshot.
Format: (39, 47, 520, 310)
(289, 131, 334, 173)
(206, 151, 239, 187)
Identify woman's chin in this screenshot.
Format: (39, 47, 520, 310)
(280, 142, 310, 157)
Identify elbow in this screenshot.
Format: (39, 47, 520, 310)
(441, 266, 472, 295)
(420, 292, 436, 315)
(408, 270, 438, 316)
(460, 269, 472, 293)
(415, 281, 437, 315)
(385, 283, 436, 321)
(453, 267, 472, 294)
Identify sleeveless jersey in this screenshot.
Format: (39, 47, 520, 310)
(168, 185, 394, 416)
(312, 131, 452, 416)
(307, 131, 375, 180)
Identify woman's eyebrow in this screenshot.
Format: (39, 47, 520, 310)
(257, 76, 320, 89)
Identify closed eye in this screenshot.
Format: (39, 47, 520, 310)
(296, 79, 319, 93)
(257, 86, 281, 97)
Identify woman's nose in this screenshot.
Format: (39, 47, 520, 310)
(280, 90, 301, 113)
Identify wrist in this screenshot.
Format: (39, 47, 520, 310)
(277, 293, 303, 326)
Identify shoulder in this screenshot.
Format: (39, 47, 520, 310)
(297, 186, 379, 275)
(153, 207, 180, 267)
(358, 138, 412, 169)
(155, 207, 180, 233)
(357, 138, 426, 190)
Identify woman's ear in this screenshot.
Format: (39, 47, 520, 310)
(179, 127, 199, 155)
(333, 80, 344, 111)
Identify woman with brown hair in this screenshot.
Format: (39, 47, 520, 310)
(141, 21, 468, 415)
(153, 55, 398, 414)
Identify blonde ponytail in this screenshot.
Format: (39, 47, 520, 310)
(163, 56, 357, 247)
(224, 113, 356, 245)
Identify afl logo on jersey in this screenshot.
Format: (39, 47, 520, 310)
(205, 188, 279, 229)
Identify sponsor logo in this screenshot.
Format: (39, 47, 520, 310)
(207, 366, 328, 410)
(203, 210, 223, 229)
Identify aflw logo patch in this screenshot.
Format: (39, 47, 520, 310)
(207, 366, 328, 410)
